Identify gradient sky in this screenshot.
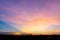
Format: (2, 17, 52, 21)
(0, 0, 60, 35)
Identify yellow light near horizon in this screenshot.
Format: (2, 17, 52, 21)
(13, 32, 20, 35)
(22, 18, 51, 34)
(21, 17, 59, 35)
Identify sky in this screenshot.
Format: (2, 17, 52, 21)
(0, 0, 60, 35)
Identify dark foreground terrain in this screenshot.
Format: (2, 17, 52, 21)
(0, 35, 60, 40)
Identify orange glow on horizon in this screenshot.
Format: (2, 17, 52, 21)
(21, 17, 60, 35)
(13, 32, 20, 35)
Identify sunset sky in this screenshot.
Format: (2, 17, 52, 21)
(0, 0, 60, 35)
